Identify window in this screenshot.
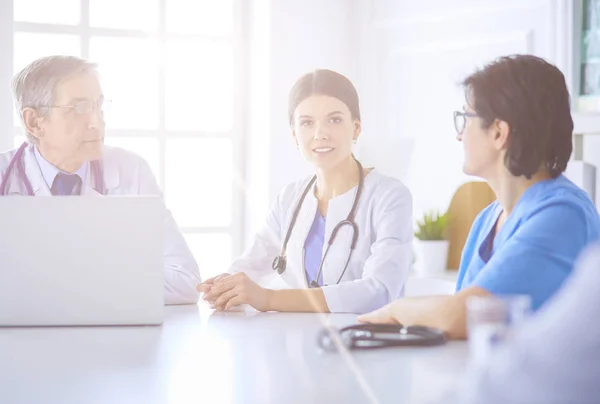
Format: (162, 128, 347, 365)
(5, 0, 245, 279)
(578, 0, 600, 112)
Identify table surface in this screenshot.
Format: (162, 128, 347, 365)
(0, 305, 469, 404)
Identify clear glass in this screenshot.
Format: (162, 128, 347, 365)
(165, 40, 233, 131)
(165, 138, 233, 227)
(467, 295, 531, 366)
(90, 0, 159, 31)
(453, 112, 465, 133)
(14, 0, 80, 25)
(89, 37, 160, 129)
(166, 0, 233, 36)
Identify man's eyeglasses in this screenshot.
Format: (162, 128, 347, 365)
(41, 99, 112, 115)
(453, 111, 478, 133)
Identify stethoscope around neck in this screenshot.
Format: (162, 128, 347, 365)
(0, 142, 105, 196)
(271, 159, 364, 288)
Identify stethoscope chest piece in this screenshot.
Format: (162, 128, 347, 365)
(272, 255, 286, 275)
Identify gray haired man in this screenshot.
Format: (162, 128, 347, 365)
(0, 55, 200, 304)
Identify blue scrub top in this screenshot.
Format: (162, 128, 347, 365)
(304, 212, 326, 286)
(456, 175, 600, 311)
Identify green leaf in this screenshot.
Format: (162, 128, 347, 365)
(414, 210, 449, 241)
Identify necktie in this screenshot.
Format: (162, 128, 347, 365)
(51, 173, 82, 196)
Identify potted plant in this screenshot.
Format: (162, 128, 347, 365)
(414, 210, 449, 276)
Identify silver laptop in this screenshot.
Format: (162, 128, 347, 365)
(0, 196, 164, 326)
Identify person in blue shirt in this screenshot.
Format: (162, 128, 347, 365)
(359, 54, 600, 338)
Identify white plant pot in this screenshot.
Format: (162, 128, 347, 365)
(414, 240, 449, 276)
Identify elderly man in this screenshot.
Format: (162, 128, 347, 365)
(0, 55, 200, 305)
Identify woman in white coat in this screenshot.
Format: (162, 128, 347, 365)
(198, 69, 413, 314)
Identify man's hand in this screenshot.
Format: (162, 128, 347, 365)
(196, 273, 231, 299)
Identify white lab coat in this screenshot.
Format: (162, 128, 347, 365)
(0, 143, 200, 305)
(229, 169, 413, 314)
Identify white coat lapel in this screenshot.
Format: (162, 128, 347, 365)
(80, 157, 119, 196)
(321, 188, 357, 285)
(21, 144, 51, 196)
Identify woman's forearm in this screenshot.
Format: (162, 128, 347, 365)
(266, 288, 330, 313)
(358, 286, 491, 339)
(395, 287, 491, 339)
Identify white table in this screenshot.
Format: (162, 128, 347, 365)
(0, 305, 469, 404)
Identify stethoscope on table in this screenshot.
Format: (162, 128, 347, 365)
(0, 142, 106, 196)
(271, 159, 364, 288)
(317, 323, 447, 351)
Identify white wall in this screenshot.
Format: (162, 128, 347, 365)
(267, 0, 360, 202)
(355, 0, 580, 221)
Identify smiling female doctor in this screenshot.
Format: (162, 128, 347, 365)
(198, 69, 413, 314)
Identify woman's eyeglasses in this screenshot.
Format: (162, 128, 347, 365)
(453, 111, 478, 133)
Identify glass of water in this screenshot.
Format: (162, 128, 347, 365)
(466, 294, 531, 366)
